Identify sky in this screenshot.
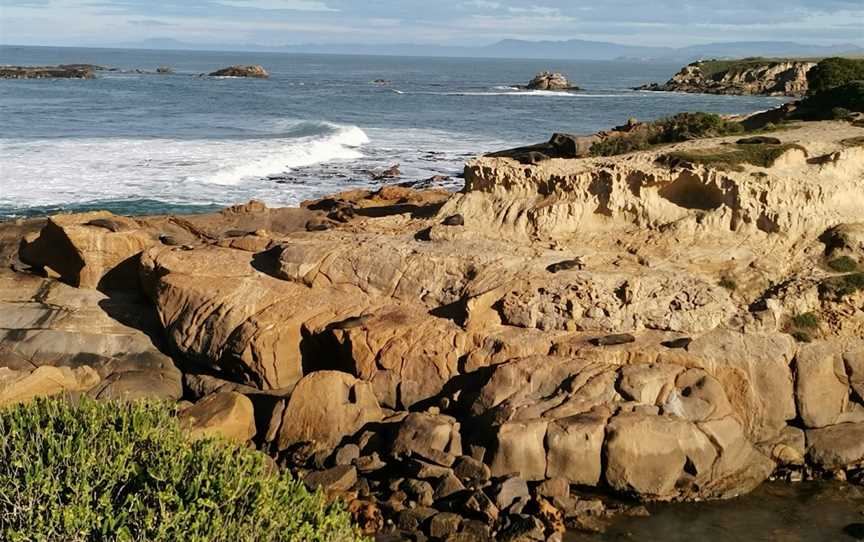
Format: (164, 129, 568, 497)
(0, 0, 862, 49)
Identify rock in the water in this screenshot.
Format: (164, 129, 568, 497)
(180, 391, 256, 443)
(525, 71, 579, 91)
(0, 65, 97, 79)
(208, 65, 269, 78)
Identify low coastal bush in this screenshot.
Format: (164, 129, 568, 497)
(0, 398, 363, 542)
(791, 312, 820, 329)
(806, 57, 864, 95)
(827, 256, 859, 273)
(820, 272, 864, 300)
(798, 81, 864, 119)
(659, 143, 805, 171)
(590, 112, 744, 156)
(718, 276, 738, 291)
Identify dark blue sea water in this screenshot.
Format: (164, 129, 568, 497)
(0, 45, 787, 218)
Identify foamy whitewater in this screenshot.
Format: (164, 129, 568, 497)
(0, 46, 787, 218)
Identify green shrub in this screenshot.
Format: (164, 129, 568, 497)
(791, 312, 820, 329)
(827, 256, 859, 273)
(798, 81, 864, 119)
(0, 398, 364, 542)
(806, 57, 864, 95)
(660, 143, 805, 171)
(791, 330, 813, 343)
(820, 272, 864, 300)
(718, 276, 738, 291)
(590, 112, 744, 157)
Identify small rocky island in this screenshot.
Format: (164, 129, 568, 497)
(521, 71, 581, 91)
(637, 58, 816, 96)
(208, 65, 270, 78)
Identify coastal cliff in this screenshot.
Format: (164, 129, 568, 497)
(2, 116, 864, 539)
(638, 58, 817, 96)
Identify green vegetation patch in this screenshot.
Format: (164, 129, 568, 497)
(798, 81, 864, 120)
(806, 57, 864, 95)
(659, 143, 806, 171)
(718, 276, 738, 291)
(0, 398, 364, 542)
(590, 112, 745, 157)
(820, 272, 864, 300)
(827, 256, 860, 273)
(791, 312, 820, 329)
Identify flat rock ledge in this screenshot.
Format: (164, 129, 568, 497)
(2, 119, 864, 540)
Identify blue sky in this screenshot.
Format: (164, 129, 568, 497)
(1, 0, 862, 48)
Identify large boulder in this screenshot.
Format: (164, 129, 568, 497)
(0, 366, 100, 407)
(0, 272, 182, 401)
(275, 371, 383, 453)
(20, 212, 156, 289)
(181, 391, 256, 443)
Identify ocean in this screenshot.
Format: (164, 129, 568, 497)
(0, 45, 787, 219)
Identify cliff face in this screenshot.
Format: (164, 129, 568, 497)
(639, 60, 816, 96)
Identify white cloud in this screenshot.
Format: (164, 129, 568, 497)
(215, 0, 337, 11)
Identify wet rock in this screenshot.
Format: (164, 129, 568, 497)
(846, 523, 864, 540)
(525, 71, 580, 91)
(0, 65, 96, 79)
(209, 65, 269, 78)
(370, 164, 401, 180)
(304, 465, 357, 493)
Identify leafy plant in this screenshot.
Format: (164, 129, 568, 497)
(798, 81, 864, 119)
(827, 256, 859, 273)
(0, 398, 364, 542)
(820, 272, 864, 300)
(718, 276, 738, 291)
(791, 330, 813, 343)
(589, 112, 744, 157)
(791, 312, 820, 329)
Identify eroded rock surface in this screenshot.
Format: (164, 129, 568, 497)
(2, 118, 864, 540)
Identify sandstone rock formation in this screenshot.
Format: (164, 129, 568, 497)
(637, 59, 816, 96)
(1, 116, 863, 540)
(208, 65, 269, 78)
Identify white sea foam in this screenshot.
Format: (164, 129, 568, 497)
(0, 121, 370, 209)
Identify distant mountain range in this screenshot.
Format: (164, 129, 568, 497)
(112, 38, 864, 62)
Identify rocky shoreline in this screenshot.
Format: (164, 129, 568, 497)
(1, 110, 864, 540)
(637, 58, 816, 96)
